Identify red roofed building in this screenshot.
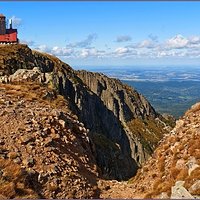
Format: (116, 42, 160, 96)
(0, 14, 18, 44)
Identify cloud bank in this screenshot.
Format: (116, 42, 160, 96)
(33, 34, 200, 60)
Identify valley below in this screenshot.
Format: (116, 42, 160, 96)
(124, 80, 200, 119)
(79, 66, 200, 119)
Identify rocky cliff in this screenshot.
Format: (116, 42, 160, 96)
(77, 70, 173, 167)
(77, 70, 157, 121)
(0, 44, 172, 181)
(98, 102, 200, 199)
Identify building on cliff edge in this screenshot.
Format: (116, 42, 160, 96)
(0, 14, 18, 44)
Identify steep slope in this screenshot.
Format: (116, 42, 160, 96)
(0, 82, 99, 198)
(77, 71, 173, 164)
(98, 102, 200, 198)
(127, 102, 200, 198)
(0, 44, 172, 180)
(77, 70, 157, 121)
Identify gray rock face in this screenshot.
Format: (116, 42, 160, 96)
(9, 68, 41, 82)
(0, 44, 172, 180)
(77, 70, 157, 122)
(171, 181, 195, 199)
(52, 70, 139, 180)
(52, 69, 170, 179)
(7, 67, 53, 84)
(76, 71, 170, 165)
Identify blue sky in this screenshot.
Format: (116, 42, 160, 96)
(1, 2, 200, 67)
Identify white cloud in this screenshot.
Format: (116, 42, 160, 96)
(80, 49, 89, 58)
(51, 46, 73, 56)
(113, 47, 138, 58)
(35, 45, 51, 52)
(166, 34, 188, 49)
(10, 16, 22, 28)
(139, 39, 156, 48)
(127, 38, 157, 49)
(115, 47, 130, 54)
(35, 45, 74, 57)
(79, 48, 106, 58)
(189, 36, 200, 45)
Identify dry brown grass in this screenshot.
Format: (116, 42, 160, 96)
(144, 178, 173, 198)
(167, 136, 176, 144)
(143, 161, 188, 198)
(129, 101, 200, 199)
(188, 139, 200, 156)
(138, 138, 199, 197)
(155, 181, 173, 196)
(0, 182, 16, 198)
(193, 149, 200, 159)
(157, 156, 165, 172)
(0, 82, 68, 110)
(127, 117, 169, 155)
(186, 103, 200, 114)
(0, 159, 39, 198)
(170, 167, 181, 180)
(176, 168, 188, 181)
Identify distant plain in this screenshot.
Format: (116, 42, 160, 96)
(76, 66, 200, 118)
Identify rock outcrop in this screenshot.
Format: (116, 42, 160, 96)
(0, 44, 172, 180)
(171, 181, 195, 199)
(77, 70, 157, 121)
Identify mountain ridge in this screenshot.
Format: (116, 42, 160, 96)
(0, 45, 200, 198)
(0, 44, 173, 180)
(0, 44, 178, 198)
